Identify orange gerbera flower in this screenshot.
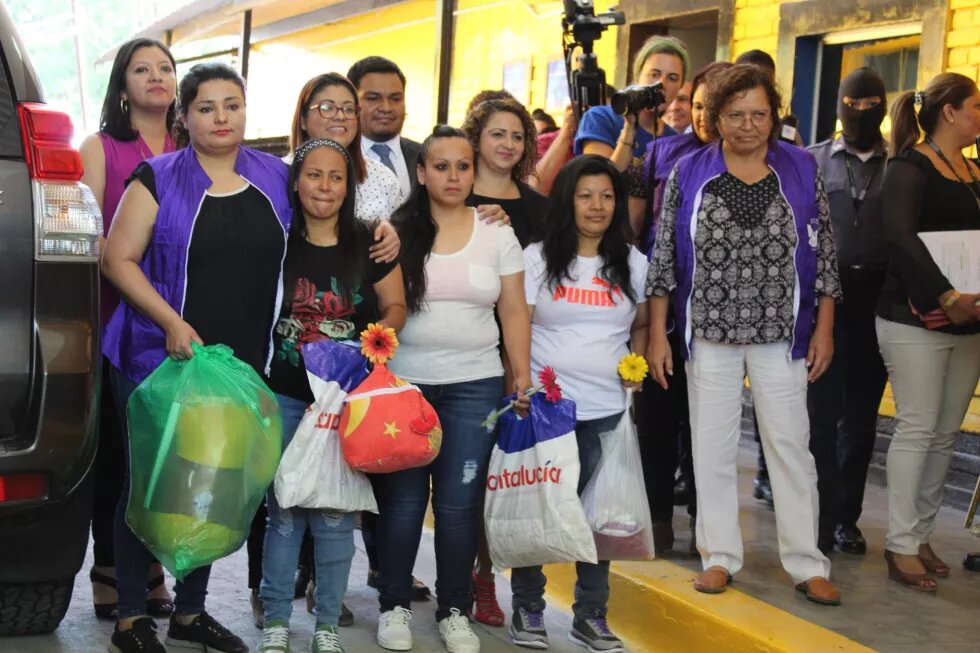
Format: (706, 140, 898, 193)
(360, 323, 399, 365)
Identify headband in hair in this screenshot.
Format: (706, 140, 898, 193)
(294, 138, 352, 168)
(913, 90, 925, 107)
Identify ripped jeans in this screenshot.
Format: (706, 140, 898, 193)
(260, 393, 355, 626)
(373, 376, 502, 621)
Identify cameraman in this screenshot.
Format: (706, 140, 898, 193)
(575, 35, 690, 172)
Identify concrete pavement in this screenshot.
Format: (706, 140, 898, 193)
(2, 528, 591, 653)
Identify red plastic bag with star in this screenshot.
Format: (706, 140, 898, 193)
(338, 324, 443, 473)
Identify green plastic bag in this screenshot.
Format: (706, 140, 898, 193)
(125, 343, 282, 581)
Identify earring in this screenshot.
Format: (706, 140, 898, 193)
(119, 97, 129, 115)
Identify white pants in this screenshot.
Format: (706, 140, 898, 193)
(687, 338, 831, 583)
(876, 318, 980, 554)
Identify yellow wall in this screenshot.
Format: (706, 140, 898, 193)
(448, 0, 617, 125)
(247, 0, 440, 141)
(731, 0, 781, 59)
(947, 0, 980, 82)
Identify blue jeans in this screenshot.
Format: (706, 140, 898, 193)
(373, 376, 502, 621)
(511, 411, 623, 620)
(110, 366, 211, 619)
(260, 394, 355, 626)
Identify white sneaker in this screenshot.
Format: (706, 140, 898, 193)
(439, 608, 481, 653)
(377, 606, 413, 651)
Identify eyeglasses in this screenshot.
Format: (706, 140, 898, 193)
(842, 96, 882, 110)
(721, 110, 771, 127)
(309, 100, 359, 120)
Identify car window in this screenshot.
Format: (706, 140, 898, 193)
(0, 45, 24, 157)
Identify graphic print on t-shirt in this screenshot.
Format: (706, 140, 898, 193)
(275, 276, 363, 366)
(552, 276, 625, 307)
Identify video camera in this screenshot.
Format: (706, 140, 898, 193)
(562, 0, 625, 120)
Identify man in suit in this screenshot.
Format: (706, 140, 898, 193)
(348, 56, 421, 201)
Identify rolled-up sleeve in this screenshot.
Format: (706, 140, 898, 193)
(814, 172, 842, 301)
(646, 167, 681, 297)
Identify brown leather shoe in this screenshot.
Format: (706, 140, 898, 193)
(795, 577, 841, 606)
(694, 566, 732, 594)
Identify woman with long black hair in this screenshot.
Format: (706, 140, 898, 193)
(258, 137, 405, 652)
(509, 155, 648, 653)
(373, 126, 531, 653)
(80, 37, 179, 620)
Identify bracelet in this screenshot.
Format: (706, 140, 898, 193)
(942, 290, 961, 310)
(618, 138, 635, 148)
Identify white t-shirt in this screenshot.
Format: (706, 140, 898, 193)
(390, 209, 525, 384)
(524, 243, 649, 420)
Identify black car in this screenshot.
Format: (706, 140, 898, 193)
(0, 0, 103, 636)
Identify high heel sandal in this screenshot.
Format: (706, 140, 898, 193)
(471, 569, 504, 626)
(145, 574, 174, 618)
(918, 546, 951, 578)
(884, 551, 938, 592)
(89, 568, 118, 620)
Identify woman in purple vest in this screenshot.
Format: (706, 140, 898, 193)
(645, 64, 842, 605)
(627, 61, 731, 557)
(80, 38, 178, 621)
(101, 62, 291, 653)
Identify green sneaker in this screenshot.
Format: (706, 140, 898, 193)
(258, 620, 290, 652)
(311, 624, 345, 653)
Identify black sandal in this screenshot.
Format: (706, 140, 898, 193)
(145, 574, 174, 618)
(89, 568, 118, 620)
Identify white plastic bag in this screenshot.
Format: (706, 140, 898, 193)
(484, 394, 597, 570)
(274, 340, 377, 512)
(580, 392, 655, 561)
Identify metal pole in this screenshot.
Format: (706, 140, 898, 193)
(70, 0, 90, 131)
(240, 9, 252, 81)
(434, 0, 456, 125)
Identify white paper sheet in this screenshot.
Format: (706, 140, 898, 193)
(919, 230, 980, 293)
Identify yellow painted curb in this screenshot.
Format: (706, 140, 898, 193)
(539, 559, 875, 653)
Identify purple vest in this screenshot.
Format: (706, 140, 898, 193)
(103, 146, 292, 383)
(671, 140, 820, 361)
(641, 132, 705, 259)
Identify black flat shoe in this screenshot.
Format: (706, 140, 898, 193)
(834, 524, 867, 555)
(166, 612, 247, 653)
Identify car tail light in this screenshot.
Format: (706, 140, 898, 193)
(18, 102, 103, 261)
(0, 473, 47, 502)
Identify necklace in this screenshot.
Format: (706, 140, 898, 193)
(924, 136, 980, 211)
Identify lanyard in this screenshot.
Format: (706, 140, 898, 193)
(843, 153, 883, 211)
(924, 136, 980, 211)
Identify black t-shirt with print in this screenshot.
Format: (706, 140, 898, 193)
(267, 236, 397, 403)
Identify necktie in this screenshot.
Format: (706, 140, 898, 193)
(371, 143, 396, 174)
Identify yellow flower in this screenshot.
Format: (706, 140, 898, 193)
(360, 323, 399, 365)
(618, 353, 649, 383)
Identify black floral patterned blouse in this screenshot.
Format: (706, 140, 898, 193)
(646, 169, 841, 346)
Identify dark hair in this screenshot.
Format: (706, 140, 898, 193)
(392, 125, 473, 313)
(286, 138, 370, 310)
(174, 62, 246, 147)
(290, 73, 368, 184)
(462, 98, 538, 183)
(890, 73, 979, 156)
(532, 108, 558, 133)
(346, 56, 407, 90)
(540, 155, 636, 304)
(734, 49, 776, 74)
(704, 64, 783, 143)
(465, 89, 515, 116)
(99, 38, 177, 141)
(690, 61, 733, 100)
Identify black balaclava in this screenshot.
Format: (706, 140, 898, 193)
(838, 67, 887, 151)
